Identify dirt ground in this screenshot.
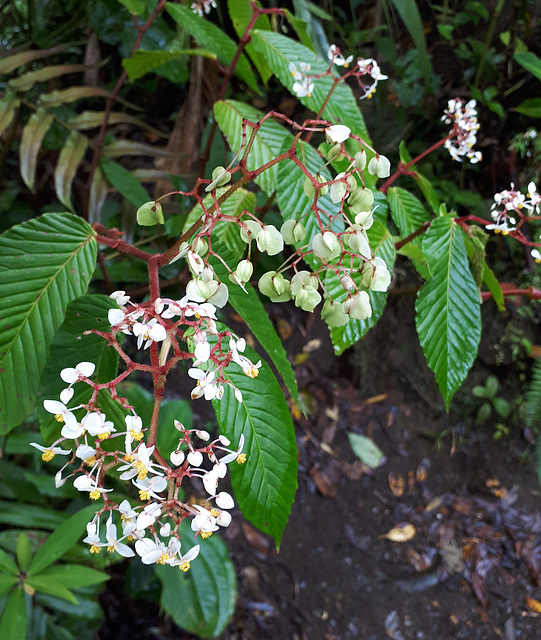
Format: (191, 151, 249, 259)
(99, 293, 541, 640)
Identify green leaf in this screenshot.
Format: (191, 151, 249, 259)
(37, 295, 121, 443)
(25, 575, 78, 604)
(347, 433, 384, 468)
(228, 0, 273, 84)
(388, 0, 431, 83)
(16, 533, 32, 571)
(28, 505, 97, 575)
(19, 108, 54, 193)
(397, 142, 441, 214)
(212, 340, 297, 548)
(122, 49, 217, 82)
(8, 64, 90, 93)
(525, 359, 541, 429)
(209, 243, 299, 403)
(0, 502, 66, 529)
(100, 157, 149, 208)
(0, 43, 68, 75)
(514, 98, 541, 119)
(492, 397, 509, 418)
(514, 51, 541, 82)
(482, 262, 504, 311)
(156, 520, 236, 639)
(251, 31, 372, 144)
(0, 548, 18, 575)
(118, 0, 145, 15)
(327, 220, 396, 354)
(214, 100, 293, 196)
(165, 3, 259, 93)
(40, 87, 142, 111)
(0, 587, 26, 640)
(0, 91, 20, 139)
(55, 131, 88, 212)
(68, 111, 167, 139)
(387, 187, 431, 240)
(0, 574, 17, 599)
(0, 213, 97, 433)
(415, 216, 481, 409)
(37, 564, 109, 589)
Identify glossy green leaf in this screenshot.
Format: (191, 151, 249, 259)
(514, 51, 541, 82)
(166, 2, 259, 93)
(397, 142, 440, 214)
(118, 0, 145, 14)
(213, 341, 297, 548)
(0, 548, 18, 575)
(37, 295, 121, 443)
(37, 564, 109, 589)
(0, 214, 97, 433)
(228, 0, 273, 83)
(214, 100, 293, 195)
(347, 433, 384, 468)
(100, 157, 149, 208)
(123, 49, 217, 82)
(514, 98, 541, 119)
(415, 216, 481, 409)
(388, 0, 431, 83)
(327, 220, 396, 354)
(20, 108, 54, 193)
(0, 91, 20, 139)
(26, 575, 78, 604)
(482, 262, 504, 312)
(0, 587, 26, 640)
(251, 30, 371, 144)
(28, 505, 97, 575)
(0, 574, 17, 599)
(210, 243, 299, 403)
(16, 533, 32, 571)
(156, 520, 236, 639)
(387, 187, 431, 240)
(55, 131, 88, 211)
(0, 502, 66, 529)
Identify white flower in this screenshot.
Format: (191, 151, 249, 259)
(30, 442, 71, 462)
(215, 491, 234, 510)
(191, 505, 219, 536)
(531, 249, 541, 263)
(293, 77, 314, 98)
(73, 474, 112, 500)
(136, 502, 161, 530)
(133, 475, 167, 501)
(188, 450, 204, 467)
(76, 444, 96, 462)
(43, 399, 78, 429)
(132, 319, 167, 349)
(325, 124, 351, 144)
(110, 290, 130, 306)
(171, 545, 200, 572)
(328, 44, 353, 67)
(170, 450, 185, 466)
(220, 434, 246, 465)
(60, 362, 95, 384)
(82, 411, 116, 439)
(105, 524, 135, 557)
(188, 367, 222, 400)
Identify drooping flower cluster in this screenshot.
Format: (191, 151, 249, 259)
(191, 0, 216, 17)
(442, 98, 482, 163)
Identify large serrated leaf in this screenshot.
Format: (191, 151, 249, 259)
(156, 519, 236, 639)
(0, 213, 97, 433)
(55, 131, 88, 211)
(387, 187, 431, 240)
(228, 0, 273, 83)
(20, 108, 54, 193)
(214, 100, 293, 196)
(37, 295, 121, 443)
(122, 49, 216, 82)
(165, 2, 259, 93)
(209, 243, 299, 403)
(251, 30, 371, 144)
(327, 220, 396, 354)
(415, 217, 481, 409)
(212, 342, 297, 548)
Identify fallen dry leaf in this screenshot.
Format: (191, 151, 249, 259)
(388, 471, 405, 497)
(526, 598, 541, 613)
(380, 523, 416, 542)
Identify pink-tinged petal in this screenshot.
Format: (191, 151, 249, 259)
(77, 362, 95, 378)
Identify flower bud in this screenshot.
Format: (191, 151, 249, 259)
(348, 187, 374, 214)
(367, 154, 391, 178)
(327, 143, 344, 162)
(330, 172, 357, 204)
(192, 237, 208, 256)
(186, 278, 211, 302)
(256, 225, 284, 256)
(205, 166, 231, 192)
(188, 250, 205, 276)
(229, 259, 253, 290)
(294, 286, 321, 312)
(281, 219, 306, 245)
(312, 231, 341, 261)
(344, 291, 372, 320)
(258, 271, 291, 302)
(354, 150, 367, 171)
(240, 219, 263, 243)
(321, 299, 349, 326)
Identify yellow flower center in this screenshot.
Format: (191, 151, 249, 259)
(89, 489, 102, 500)
(178, 561, 191, 572)
(134, 461, 148, 480)
(130, 429, 144, 441)
(139, 489, 150, 501)
(90, 545, 101, 554)
(107, 545, 115, 553)
(157, 553, 170, 565)
(54, 413, 64, 423)
(85, 456, 97, 466)
(210, 508, 220, 517)
(42, 449, 55, 462)
(237, 453, 247, 464)
(124, 454, 135, 462)
(98, 431, 111, 440)
(201, 531, 213, 539)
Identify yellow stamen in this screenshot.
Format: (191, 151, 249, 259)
(98, 431, 111, 440)
(124, 454, 135, 462)
(210, 508, 220, 517)
(201, 531, 213, 539)
(42, 449, 55, 462)
(237, 453, 247, 464)
(90, 545, 101, 554)
(90, 489, 102, 500)
(134, 461, 148, 480)
(85, 456, 97, 466)
(178, 561, 191, 572)
(54, 413, 64, 423)
(107, 545, 115, 553)
(130, 429, 144, 441)
(157, 553, 170, 565)
(139, 489, 150, 501)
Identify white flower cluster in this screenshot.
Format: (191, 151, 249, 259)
(442, 98, 482, 163)
(191, 0, 216, 17)
(289, 62, 314, 98)
(32, 362, 247, 569)
(327, 45, 387, 100)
